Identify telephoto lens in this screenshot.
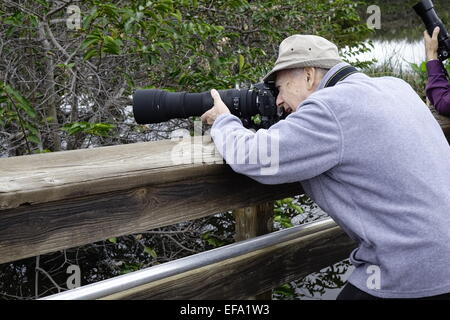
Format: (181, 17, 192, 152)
(132, 88, 258, 125)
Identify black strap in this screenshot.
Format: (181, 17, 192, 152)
(324, 65, 359, 88)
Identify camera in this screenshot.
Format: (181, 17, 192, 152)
(132, 82, 286, 129)
(413, 0, 450, 61)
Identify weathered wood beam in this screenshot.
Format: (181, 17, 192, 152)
(0, 138, 226, 210)
(0, 139, 300, 264)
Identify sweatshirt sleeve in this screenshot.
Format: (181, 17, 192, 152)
(425, 60, 450, 116)
(210, 98, 343, 184)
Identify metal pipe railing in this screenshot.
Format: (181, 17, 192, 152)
(40, 218, 337, 300)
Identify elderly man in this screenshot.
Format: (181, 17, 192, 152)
(201, 35, 450, 300)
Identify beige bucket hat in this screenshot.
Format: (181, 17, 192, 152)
(263, 34, 342, 82)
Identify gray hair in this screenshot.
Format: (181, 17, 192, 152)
(291, 67, 329, 78)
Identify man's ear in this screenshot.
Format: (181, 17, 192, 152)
(305, 67, 315, 90)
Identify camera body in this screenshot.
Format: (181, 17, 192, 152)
(241, 82, 283, 129)
(413, 0, 450, 61)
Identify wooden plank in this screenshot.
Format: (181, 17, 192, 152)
(100, 224, 356, 300)
(0, 169, 301, 264)
(0, 138, 225, 210)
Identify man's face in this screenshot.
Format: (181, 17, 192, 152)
(274, 68, 320, 114)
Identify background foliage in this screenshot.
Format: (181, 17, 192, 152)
(0, 0, 373, 156)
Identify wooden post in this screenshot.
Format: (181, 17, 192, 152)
(233, 201, 274, 300)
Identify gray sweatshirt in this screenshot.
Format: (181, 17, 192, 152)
(210, 62, 450, 298)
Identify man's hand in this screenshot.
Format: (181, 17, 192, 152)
(200, 89, 231, 125)
(424, 26, 440, 61)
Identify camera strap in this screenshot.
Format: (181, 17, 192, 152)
(324, 65, 359, 88)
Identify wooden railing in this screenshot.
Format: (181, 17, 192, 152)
(1, 105, 448, 299)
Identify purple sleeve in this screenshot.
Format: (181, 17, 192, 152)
(425, 60, 450, 116)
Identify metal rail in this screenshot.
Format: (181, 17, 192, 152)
(41, 218, 337, 300)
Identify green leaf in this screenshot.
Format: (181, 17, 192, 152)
(27, 134, 41, 144)
(201, 232, 227, 247)
(33, 149, 52, 154)
(90, 123, 116, 137)
(144, 246, 157, 258)
(156, 41, 173, 52)
(238, 54, 245, 73)
(24, 122, 39, 136)
(420, 61, 427, 73)
(108, 237, 117, 243)
(84, 48, 98, 60)
(81, 37, 100, 50)
(82, 8, 98, 30)
(289, 203, 304, 213)
(274, 283, 295, 297)
(103, 36, 122, 55)
(120, 263, 141, 274)
(281, 198, 294, 204)
(34, 0, 48, 6)
(56, 63, 75, 69)
(62, 122, 115, 137)
(251, 114, 261, 125)
(171, 10, 182, 23)
(4, 85, 36, 118)
(274, 207, 283, 214)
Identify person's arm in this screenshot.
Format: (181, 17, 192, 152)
(425, 60, 450, 116)
(207, 99, 343, 185)
(424, 27, 450, 116)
